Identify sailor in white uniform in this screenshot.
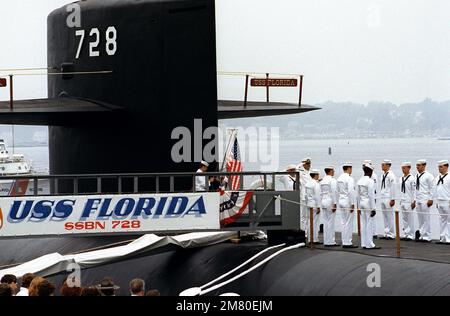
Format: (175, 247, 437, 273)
(337, 163, 357, 248)
(357, 163, 380, 249)
(414, 159, 435, 242)
(433, 160, 450, 244)
(298, 158, 312, 231)
(280, 164, 298, 191)
(380, 159, 397, 239)
(195, 161, 209, 191)
(363, 160, 379, 238)
(305, 169, 321, 244)
(321, 166, 339, 246)
(399, 162, 416, 240)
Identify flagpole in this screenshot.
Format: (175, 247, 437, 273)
(220, 128, 238, 172)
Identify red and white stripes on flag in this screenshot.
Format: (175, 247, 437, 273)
(219, 190, 253, 227)
(225, 135, 243, 190)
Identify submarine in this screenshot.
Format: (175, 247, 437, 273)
(0, 0, 449, 296)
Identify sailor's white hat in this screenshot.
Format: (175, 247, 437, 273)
(200, 160, 209, 167)
(438, 160, 449, 166)
(324, 165, 335, 170)
(382, 159, 392, 164)
(309, 169, 320, 175)
(401, 162, 412, 168)
(286, 164, 297, 171)
(363, 163, 374, 170)
(342, 162, 353, 167)
(302, 157, 312, 163)
(416, 159, 427, 165)
(362, 160, 372, 165)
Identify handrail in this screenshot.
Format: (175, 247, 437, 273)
(0, 171, 298, 181)
(0, 171, 300, 196)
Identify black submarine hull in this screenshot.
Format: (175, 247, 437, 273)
(48, 0, 218, 179)
(0, 237, 449, 296)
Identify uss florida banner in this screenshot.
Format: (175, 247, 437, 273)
(0, 192, 220, 237)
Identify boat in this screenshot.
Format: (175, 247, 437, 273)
(0, 139, 32, 176)
(0, 139, 49, 196)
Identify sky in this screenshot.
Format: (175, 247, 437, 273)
(0, 0, 449, 105)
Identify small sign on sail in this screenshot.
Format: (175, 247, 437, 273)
(251, 78, 298, 87)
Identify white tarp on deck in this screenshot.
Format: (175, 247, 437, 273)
(0, 231, 236, 279)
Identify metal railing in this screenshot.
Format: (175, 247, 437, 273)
(0, 171, 300, 196)
(0, 171, 302, 232)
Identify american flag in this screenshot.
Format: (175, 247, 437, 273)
(226, 136, 243, 190)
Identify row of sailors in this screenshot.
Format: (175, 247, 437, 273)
(281, 158, 450, 249)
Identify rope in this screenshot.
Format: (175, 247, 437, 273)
(199, 243, 304, 295)
(199, 243, 285, 290)
(275, 196, 445, 216)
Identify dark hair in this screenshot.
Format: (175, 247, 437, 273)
(21, 273, 36, 289)
(61, 281, 82, 296)
(98, 278, 117, 296)
(146, 289, 161, 296)
(363, 167, 373, 177)
(0, 284, 12, 297)
(324, 168, 333, 175)
(129, 279, 145, 295)
(0, 274, 17, 285)
(343, 166, 352, 172)
(37, 280, 55, 297)
(80, 287, 102, 296)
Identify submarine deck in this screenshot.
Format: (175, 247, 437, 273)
(0, 98, 122, 125)
(218, 101, 319, 119)
(314, 234, 450, 264)
(0, 233, 449, 296)
(0, 233, 448, 269)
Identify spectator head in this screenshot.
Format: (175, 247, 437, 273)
(0, 284, 12, 297)
(129, 279, 145, 296)
(61, 280, 82, 296)
(1, 274, 17, 294)
(21, 273, 36, 289)
(97, 278, 119, 296)
(28, 277, 45, 296)
(37, 280, 55, 297)
(145, 289, 161, 297)
(80, 286, 102, 297)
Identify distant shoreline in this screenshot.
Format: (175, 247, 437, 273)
(6, 143, 48, 148)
